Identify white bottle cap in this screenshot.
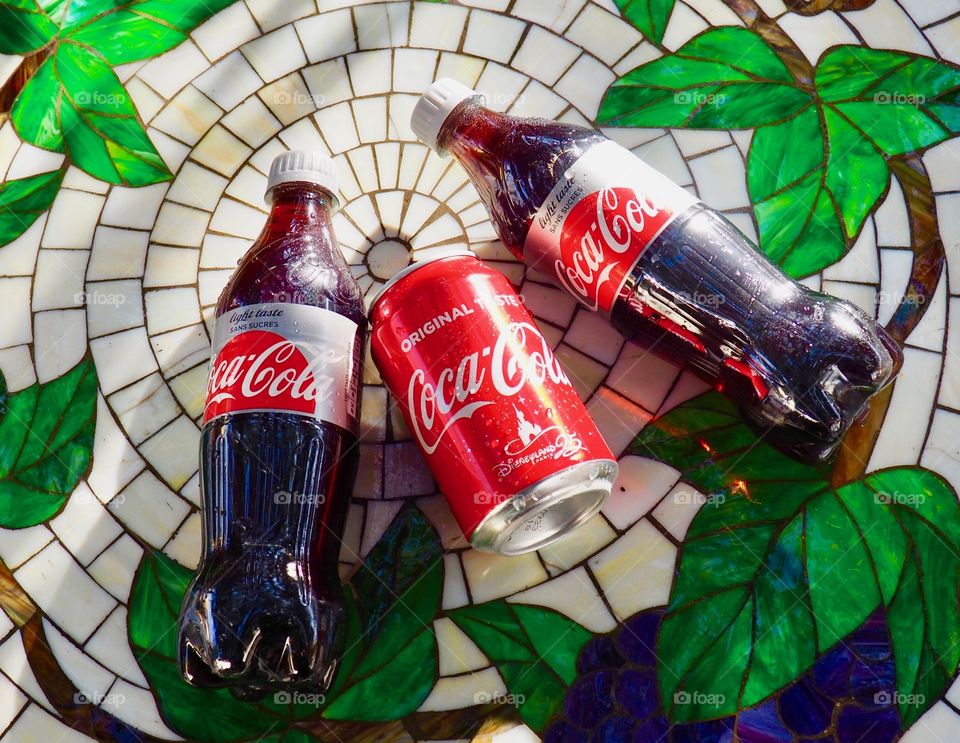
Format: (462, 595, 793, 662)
(265, 150, 340, 207)
(411, 78, 485, 153)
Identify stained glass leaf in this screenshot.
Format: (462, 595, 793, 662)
(613, 0, 676, 45)
(816, 47, 960, 156)
(128, 551, 316, 741)
(597, 27, 810, 128)
(0, 356, 96, 528)
(65, 0, 236, 64)
(0, 0, 58, 53)
(10, 56, 64, 152)
(54, 42, 171, 184)
(0, 169, 64, 247)
(747, 104, 882, 277)
(632, 392, 960, 722)
(323, 505, 443, 721)
(449, 600, 592, 731)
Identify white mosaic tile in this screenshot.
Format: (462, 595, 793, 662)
(14, 542, 117, 643)
(110, 470, 191, 549)
(296, 9, 356, 64)
(603, 456, 680, 530)
(151, 86, 223, 147)
(461, 550, 548, 603)
(589, 519, 677, 621)
(409, 3, 469, 51)
(508, 566, 617, 633)
(869, 348, 941, 470)
(87, 535, 143, 602)
(194, 51, 264, 111)
(83, 608, 149, 687)
(33, 309, 87, 383)
(138, 41, 210, 99)
(242, 25, 308, 83)
(191, 3, 261, 62)
(355, 3, 410, 50)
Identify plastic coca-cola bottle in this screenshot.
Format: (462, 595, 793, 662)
(178, 151, 364, 698)
(411, 79, 902, 462)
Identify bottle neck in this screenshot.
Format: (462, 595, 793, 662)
(252, 181, 345, 265)
(438, 101, 509, 168)
(263, 181, 336, 235)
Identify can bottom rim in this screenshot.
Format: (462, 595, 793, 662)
(469, 459, 618, 555)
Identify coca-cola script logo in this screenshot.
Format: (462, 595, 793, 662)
(204, 330, 341, 421)
(555, 186, 673, 312)
(406, 322, 571, 454)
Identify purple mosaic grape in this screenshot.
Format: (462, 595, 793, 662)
(544, 607, 904, 743)
(615, 610, 663, 666)
(836, 704, 900, 742)
(615, 668, 658, 719)
(592, 715, 635, 743)
(578, 634, 625, 675)
(566, 670, 616, 729)
(735, 699, 792, 742)
(778, 677, 832, 736)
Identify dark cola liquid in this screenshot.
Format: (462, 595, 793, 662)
(179, 183, 364, 698)
(440, 105, 902, 462)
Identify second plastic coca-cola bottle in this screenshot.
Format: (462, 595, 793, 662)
(411, 79, 902, 462)
(178, 152, 364, 698)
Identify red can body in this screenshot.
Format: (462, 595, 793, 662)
(371, 254, 616, 554)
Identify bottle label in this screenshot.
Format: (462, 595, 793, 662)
(524, 139, 699, 314)
(204, 302, 360, 432)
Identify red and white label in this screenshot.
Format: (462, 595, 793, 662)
(204, 303, 360, 431)
(525, 140, 698, 314)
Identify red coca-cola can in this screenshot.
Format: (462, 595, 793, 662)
(370, 253, 617, 554)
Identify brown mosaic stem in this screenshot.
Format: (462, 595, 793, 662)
(832, 154, 945, 485)
(723, 0, 945, 484)
(723, 0, 815, 86)
(0, 559, 168, 743)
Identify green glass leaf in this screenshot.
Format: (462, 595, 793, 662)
(748, 110, 846, 277)
(55, 0, 126, 30)
(54, 42, 171, 185)
(0, 0, 57, 53)
(323, 628, 435, 722)
(0, 169, 64, 247)
(822, 107, 889, 236)
(613, 0, 675, 45)
(449, 600, 591, 731)
(597, 27, 810, 128)
(10, 56, 64, 152)
(65, 0, 234, 64)
(0, 356, 96, 528)
(816, 45, 960, 156)
(128, 551, 310, 741)
(634, 392, 960, 722)
(323, 504, 443, 721)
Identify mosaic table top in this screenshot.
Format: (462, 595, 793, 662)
(1, 0, 960, 741)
